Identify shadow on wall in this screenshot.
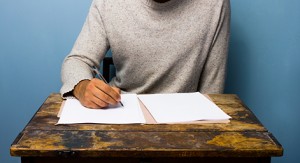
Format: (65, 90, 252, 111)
(225, 21, 251, 94)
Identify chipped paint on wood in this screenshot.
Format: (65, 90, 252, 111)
(207, 132, 277, 150)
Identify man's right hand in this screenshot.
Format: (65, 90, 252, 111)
(73, 79, 121, 109)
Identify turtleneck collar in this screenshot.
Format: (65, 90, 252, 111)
(141, 0, 181, 9)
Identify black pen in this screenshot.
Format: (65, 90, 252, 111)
(91, 66, 124, 107)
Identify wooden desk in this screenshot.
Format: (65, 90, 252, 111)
(10, 93, 283, 163)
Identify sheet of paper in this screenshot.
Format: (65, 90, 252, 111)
(57, 94, 146, 124)
(138, 92, 231, 123)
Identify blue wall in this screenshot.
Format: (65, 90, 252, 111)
(225, 1, 300, 163)
(0, 0, 299, 163)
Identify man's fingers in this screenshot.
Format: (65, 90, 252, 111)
(89, 95, 109, 109)
(79, 90, 109, 109)
(92, 87, 119, 105)
(91, 78, 121, 102)
(112, 87, 121, 94)
(82, 99, 108, 109)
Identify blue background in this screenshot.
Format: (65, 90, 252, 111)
(0, 0, 299, 162)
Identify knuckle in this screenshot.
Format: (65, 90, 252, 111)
(96, 100, 108, 108)
(113, 87, 120, 93)
(89, 105, 97, 109)
(81, 101, 90, 108)
(100, 83, 109, 91)
(91, 78, 98, 82)
(83, 92, 90, 99)
(90, 104, 99, 109)
(102, 95, 111, 102)
(86, 83, 94, 91)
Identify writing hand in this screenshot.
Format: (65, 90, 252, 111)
(73, 78, 121, 109)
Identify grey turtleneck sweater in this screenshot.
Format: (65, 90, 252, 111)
(61, 0, 230, 97)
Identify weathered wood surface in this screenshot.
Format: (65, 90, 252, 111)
(10, 93, 283, 158)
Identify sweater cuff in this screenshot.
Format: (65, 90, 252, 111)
(60, 78, 91, 99)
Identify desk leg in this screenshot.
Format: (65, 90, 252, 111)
(257, 157, 271, 163)
(21, 157, 33, 163)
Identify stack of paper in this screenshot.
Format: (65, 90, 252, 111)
(138, 93, 231, 123)
(57, 92, 231, 124)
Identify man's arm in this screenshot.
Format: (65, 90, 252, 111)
(61, 0, 121, 108)
(198, 0, 231, 94)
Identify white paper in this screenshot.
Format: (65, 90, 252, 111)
(57, 94, 146, 124)
(138, 92, 231, 123)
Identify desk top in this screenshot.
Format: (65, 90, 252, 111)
(10, 93, 283, 158)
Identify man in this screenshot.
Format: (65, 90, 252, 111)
(61, 0, 230, 109)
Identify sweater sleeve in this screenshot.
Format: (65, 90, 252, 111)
(198, 0, 230, 94)
(60, 0, 109, 98)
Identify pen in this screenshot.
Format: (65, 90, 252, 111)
(91, 66, 124, 107)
